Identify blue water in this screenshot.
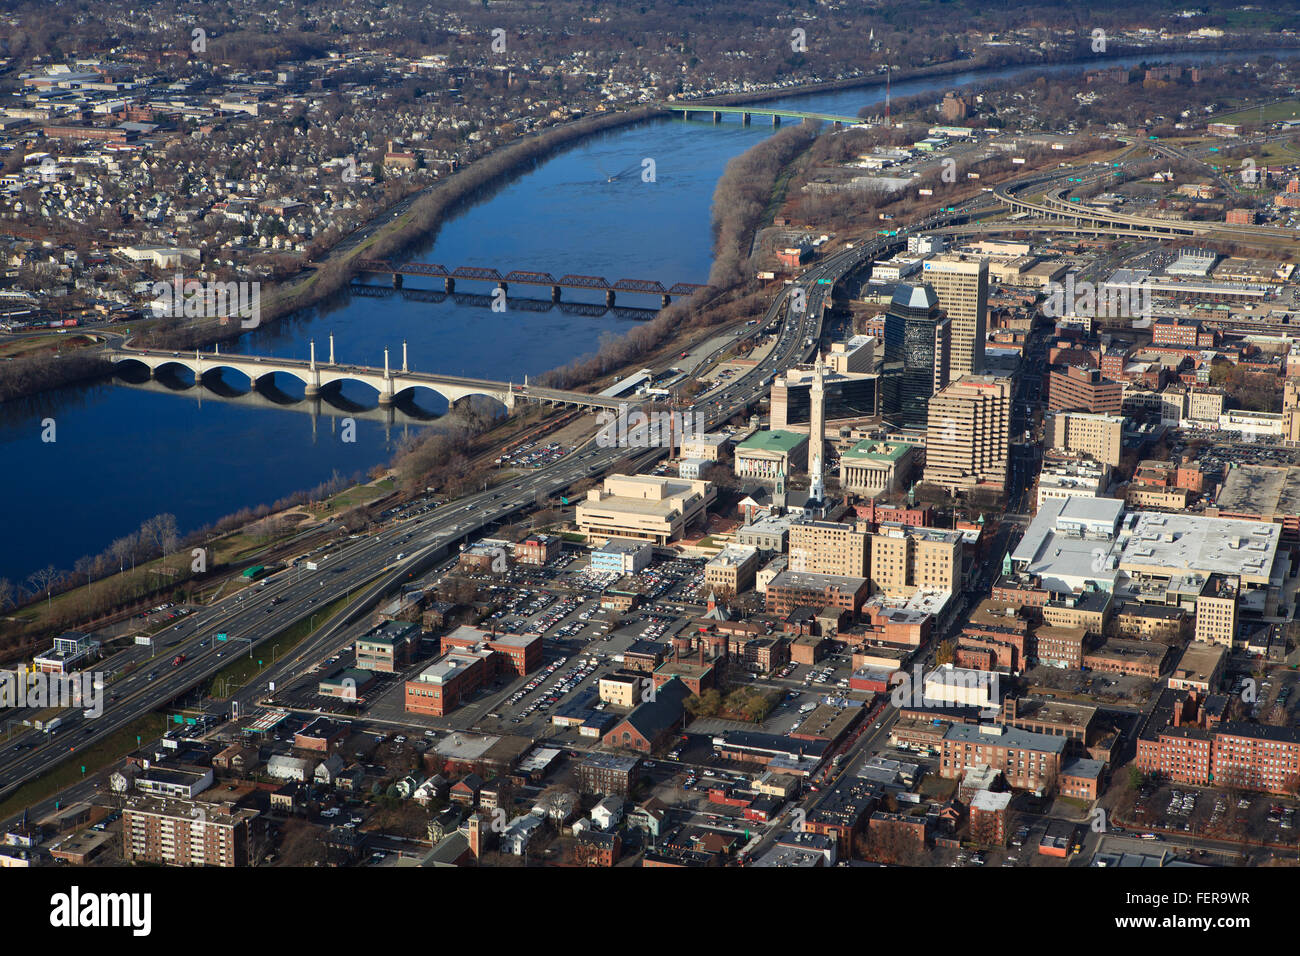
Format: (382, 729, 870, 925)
(0, 45, 1292, 584)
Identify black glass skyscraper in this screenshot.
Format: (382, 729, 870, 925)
(882, 284, 949, 429)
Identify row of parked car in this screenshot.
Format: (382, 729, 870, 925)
(531, 597, 585, 636)
(507, 656, 572, 712)
(639, 614, 673, 641)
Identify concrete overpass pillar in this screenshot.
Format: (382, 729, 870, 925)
(380, 348, 393, 405)
(605, 289, 616, 307)
(772, 114, 781, 127)
(497, 281, 508, 297)
(712, 111, 720, 123)
(661, 294, 671, 308)
(306, 340, 319, 396)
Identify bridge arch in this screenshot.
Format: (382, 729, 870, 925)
(390, 383, 510, 419)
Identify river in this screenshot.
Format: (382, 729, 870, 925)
(0, 46, 1289, 584)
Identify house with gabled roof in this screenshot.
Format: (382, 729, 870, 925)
(601, 677, 691, 754)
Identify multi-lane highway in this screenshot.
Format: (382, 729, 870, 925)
(0, 440, 655, 799)
(0, 179, 990, 809)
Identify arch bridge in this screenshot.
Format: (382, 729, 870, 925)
(106, 345, 630, 412)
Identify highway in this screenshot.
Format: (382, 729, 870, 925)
(0, 175, 1007, 812)
(0, 440, 656, 800)
(996, 131, 1299, 242)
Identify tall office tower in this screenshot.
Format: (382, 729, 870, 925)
(922, 255, 988, 378)
(922, 375, 1012, 495)
(882, 284, 949, 429)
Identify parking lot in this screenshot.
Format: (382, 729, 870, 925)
(1127, 781, 1300, 847)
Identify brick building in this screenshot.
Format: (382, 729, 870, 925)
(939, 724, 1067, 794)
(123, 797, 257, 867)
(1048, 365, 1124, 414)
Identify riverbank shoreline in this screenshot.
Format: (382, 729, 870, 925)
(7, 39, 1294, 406)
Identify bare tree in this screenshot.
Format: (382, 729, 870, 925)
(141, 514, 179, 569)
(26, 564, 60, 610)
(74, 555, 97, 595)
(111, 534, 138, 574)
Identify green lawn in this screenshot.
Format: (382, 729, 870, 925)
(1214, 98, 1300, 126)
(0, 712, 169, 820)
(204, 587, 361, 698)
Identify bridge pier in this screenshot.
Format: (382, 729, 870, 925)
(605, 290, 616, 307)
(742, 112, 751, 126)
(712, 111, 721, 123)
(393, 273, 403, 289)
(444, 277, 455, 293)
(497, 281, 508, 296)
(551, 285, 562, 303)
(661, 294, 671, 308)
(772, 114, 781, 127)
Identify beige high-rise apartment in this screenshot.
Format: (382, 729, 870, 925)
(868, 526, 963, 598)
(923, 375, 1011, 493)
(1048, 411, 1125, 468)
(1284, 379, 1300, 444)
(788, 519, 870, 577)
(921, 255, 988, 378)
(1194, 574, 1239, 647)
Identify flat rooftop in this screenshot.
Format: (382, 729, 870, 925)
(1118, 511, 1280, 584)
(707, 544, 759, 567)
(594, 539, 651, 554)
(842, 439, 911, 463)
(1171, 641, 1228, 684)
(1088, 639, 1168, 663)
(943, 723, 1068, 754)
(1216, 465, 1300, 519)
(970, 789, 1012, 812)
(768, 569, 868, 591)
(1011, 496, 1123, 592)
